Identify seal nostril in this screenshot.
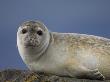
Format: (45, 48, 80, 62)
(37, 30, 43, 36)
(22, 28, 27, 34)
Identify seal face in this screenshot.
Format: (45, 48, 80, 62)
(17, 21, 49, 48)
(17, 20, 110, 80)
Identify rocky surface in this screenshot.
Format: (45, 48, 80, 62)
(0, 69, 110, 82)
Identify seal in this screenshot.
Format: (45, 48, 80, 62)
(17, 21, 110, 80)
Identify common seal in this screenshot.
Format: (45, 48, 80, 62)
(17, 21, 110, 80)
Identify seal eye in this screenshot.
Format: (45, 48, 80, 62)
(22, 28, 27, 34)
(37, 30, 43, 36)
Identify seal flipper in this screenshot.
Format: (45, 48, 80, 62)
(66, 63, 105, 80)
(87, 69, 105, 80)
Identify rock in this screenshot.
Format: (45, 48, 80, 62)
(0, 69, 110, 82)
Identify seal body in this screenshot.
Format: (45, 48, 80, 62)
(17, 21, 110, 80)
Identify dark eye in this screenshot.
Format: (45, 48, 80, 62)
(37, 30, 43, 36)
(22, 28, 27, 34)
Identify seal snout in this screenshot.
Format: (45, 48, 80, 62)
(23, 33, 40, 47)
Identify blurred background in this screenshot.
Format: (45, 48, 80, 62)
(0, 0, 110, 69)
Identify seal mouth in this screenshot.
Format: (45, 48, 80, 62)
(24, 41, 39, 48)
(25, 43, 36, 47)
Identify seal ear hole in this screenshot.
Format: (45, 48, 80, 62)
(37, 30, 43, 36)
(22, 28, 27, 34)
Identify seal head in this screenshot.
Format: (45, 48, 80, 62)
(17, 21, 50, 56)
